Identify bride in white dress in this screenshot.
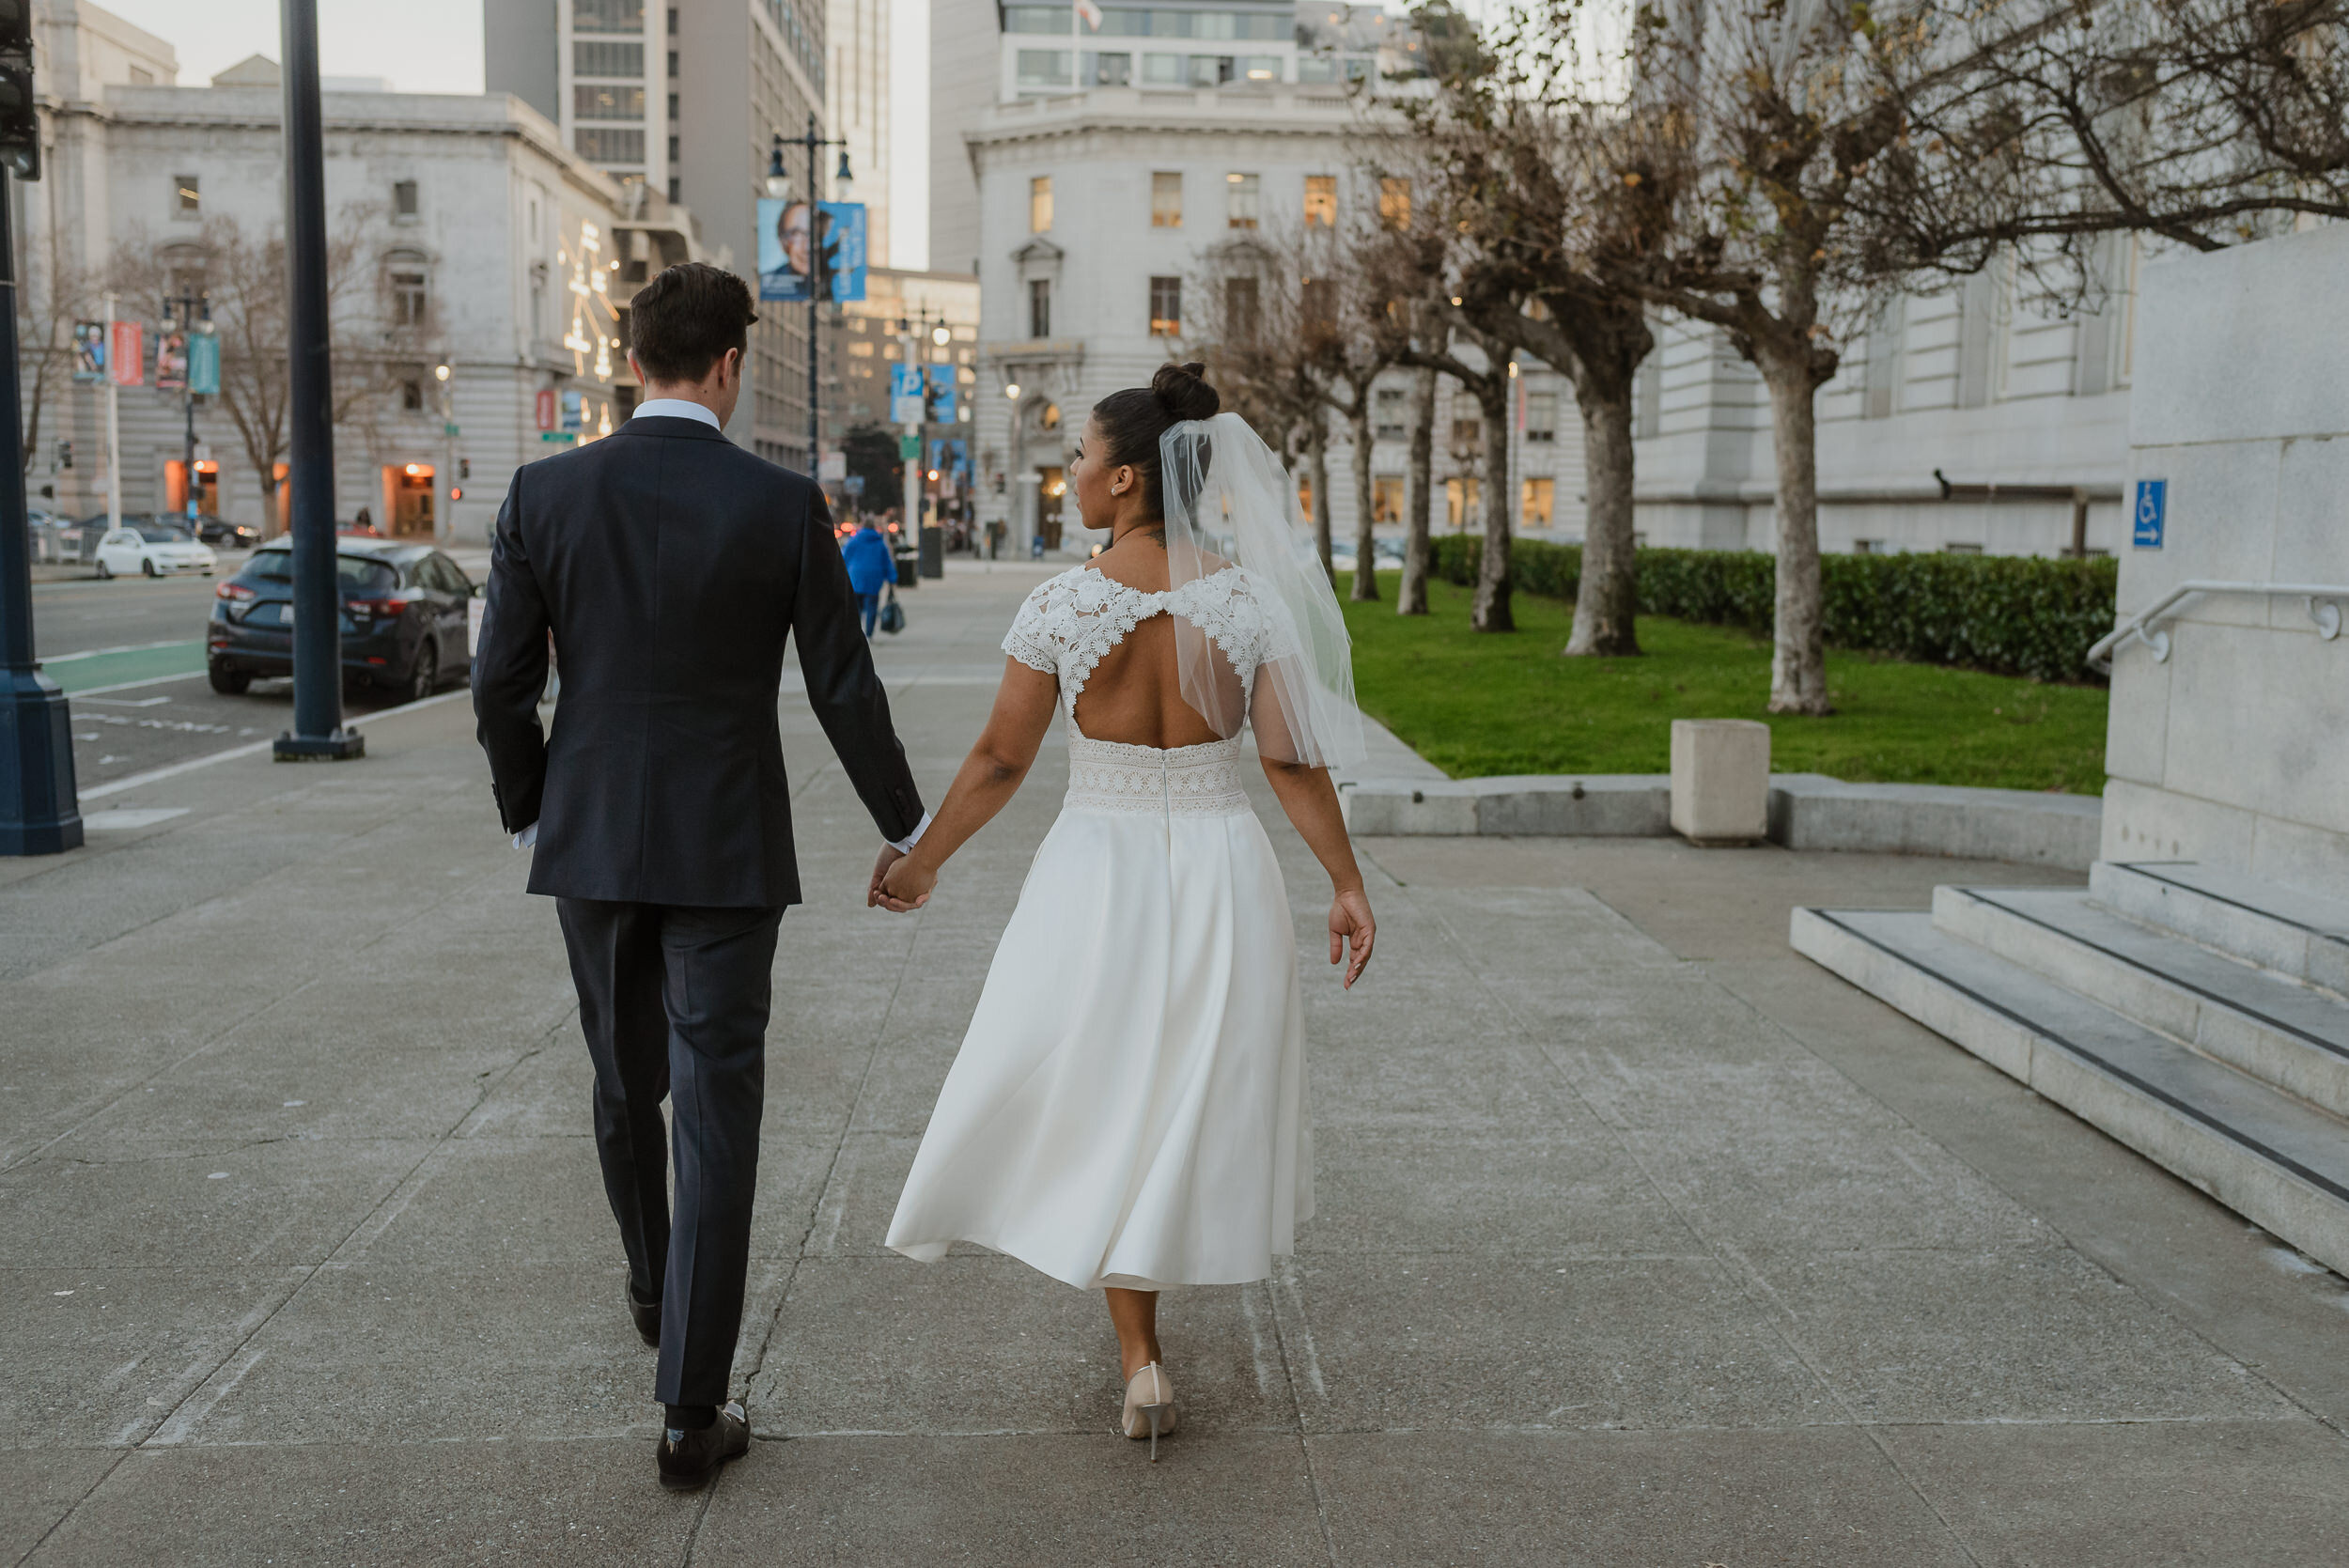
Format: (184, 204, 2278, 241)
(872, 364, 1376, 1458)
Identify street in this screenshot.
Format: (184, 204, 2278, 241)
(30, 550, 490, 797)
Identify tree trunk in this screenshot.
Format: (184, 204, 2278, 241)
(1307, 419, 1333, 582)
(1348, 404, 1377, 601)
(1760, 354, 1829, 714)
(1564, 384, 1639, 657)
(1470, 380, 1513, 633)
(1397, 365, 1437, 614)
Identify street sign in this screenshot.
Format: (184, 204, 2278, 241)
(560, 389, 584, 432)
(898, 434, 920, 461)
(818, 449, 847, 481)
(443, 422, 460, 437)
(539, 431, 575, 443)
(2133, 479, 2166, 549)
(889, 362, 925, 427)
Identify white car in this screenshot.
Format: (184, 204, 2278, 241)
(94, 520, 216, 579)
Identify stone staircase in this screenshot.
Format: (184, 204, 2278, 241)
(1793, 862, 2349, 1277)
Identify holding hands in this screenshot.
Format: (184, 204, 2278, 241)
(868, 845, 936, 912)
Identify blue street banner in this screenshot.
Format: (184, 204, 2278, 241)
(890, 362, 926, 427)
(71, 320, 105, 381)
(187, 331, 221, 396)
(924, 363, 957, 424)
(756, 196, 866, 302)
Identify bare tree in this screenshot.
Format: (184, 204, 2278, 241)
(1193, 237, 1342, 577)
(112, 211, 381, 526)
(1398, 363, 1440, 613)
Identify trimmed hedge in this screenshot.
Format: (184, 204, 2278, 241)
(1425, 535, 2117, 684)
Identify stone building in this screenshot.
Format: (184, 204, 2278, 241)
(24, 1, 703, 543)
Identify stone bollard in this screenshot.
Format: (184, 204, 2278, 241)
(1670, 719, 1771, 846)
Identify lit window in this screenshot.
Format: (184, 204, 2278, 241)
(1225, 172, 1259, 229)
(1520, 477, 1554, 529)
(573, 84, 646, 120)
(174, 175, 199, 216)
(1372, 475, 1405, 523)
(1148, 275, 1181, 337)
(1378, 177, 1409, 230)
(1030, 176, 1053, 233)
(1151, 171, 1182, 228)
(1303, 174, 1336, 228)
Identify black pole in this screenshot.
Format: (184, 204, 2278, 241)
(806, 113, 819, 475)
(273, 0, 360, 762)
(0, 173, 81, 855)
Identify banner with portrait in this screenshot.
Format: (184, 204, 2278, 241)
(71, 321, 105, 381)
(756, 197, 867, 303)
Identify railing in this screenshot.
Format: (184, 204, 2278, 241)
(2089, 581, 2349, 674)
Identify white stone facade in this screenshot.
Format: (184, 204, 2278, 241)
(965, 84, 1588, 559)
(22, 54, 658, 545)
(2098, 225, 2349, 894)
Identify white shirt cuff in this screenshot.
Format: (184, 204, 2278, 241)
(512, 822, 538, 849)
(886, 812, 930, 856)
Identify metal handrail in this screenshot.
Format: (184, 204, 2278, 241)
(2089, 580, 2349, 674)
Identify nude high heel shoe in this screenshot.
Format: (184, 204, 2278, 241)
(1120, 1362, 1177, 1461)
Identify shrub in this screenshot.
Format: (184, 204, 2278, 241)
(1423, 536, 2117, 684)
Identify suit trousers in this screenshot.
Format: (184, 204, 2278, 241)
(556, 898, 783, 1408)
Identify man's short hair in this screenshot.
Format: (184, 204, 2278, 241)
(627, 262, 757, 383)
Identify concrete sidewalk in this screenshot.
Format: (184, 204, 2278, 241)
(5, 564, 2347, 1565)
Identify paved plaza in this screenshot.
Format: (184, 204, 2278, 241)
(4, 566, 2347, 1565)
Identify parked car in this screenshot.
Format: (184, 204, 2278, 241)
(207, 538, 475, 700)
(93, 519, 216, 578)
(191, 514, 261, 550)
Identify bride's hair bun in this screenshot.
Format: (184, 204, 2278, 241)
(1151, 362, 1220, 422)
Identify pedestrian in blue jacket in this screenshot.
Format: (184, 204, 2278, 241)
(840, 520, 895, 635)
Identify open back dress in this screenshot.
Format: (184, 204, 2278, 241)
(883, 564, 1312, 1290)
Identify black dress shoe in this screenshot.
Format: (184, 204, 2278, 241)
(627, 1286, 660, 1348)
(657, 1400, 750, 1491)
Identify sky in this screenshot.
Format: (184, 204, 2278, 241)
(102, 1, 488, 93)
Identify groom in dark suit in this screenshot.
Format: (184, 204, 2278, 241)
(474, 263, 926, 1490)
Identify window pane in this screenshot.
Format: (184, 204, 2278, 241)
(573, 39, 645, 76)
(575, 127, 646, 163)
(1298, 55, 1338, 83)
(573, 0, 644, 33)
(1148, 276, 1181, 336)
(1151, 171, 1181, 227)
(1030, 175, 1053, 232)
(1372, 476, 1405, 523)
(1190, 54, 1232, 86)
(1225, 171, 1259, 228)
(1003, 5, 1071, 33)
(1029, 278, 1051, 338)
(174, 174, 199, 214)
(1519, 477, 1554, 528)
(1142, 53, 1183, 83)
(1015, 49, 1072, 85)
(574, 84, 646, 120)
(392, 179, 418, 216)
(1303, 174, 1336, 227)
(1524, 393, 1557, 441)
(1095, 52, 1130, 85)
(1241, 55, 1280, 81)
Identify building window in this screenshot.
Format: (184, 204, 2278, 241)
(1148, 275, 1181, 337)
(1029, 277, 1051, 338)
(1451, 416, 1481, 451)
(667, 175, 681, 202)
(1303, 174, 1336, 228)
(667, 135, 679, 163)
(1523, 392, 1557, 442)
(666, 92, 678, 120)
(174, 174, 199, 216)
(1445, 475, 1480, 529)
(1223, 276, 1259, 339)
(574, 0, 645, 30)
(1520, 476, 1554, 529)
(385, 257, 429, 329)
(1190, 54, 1235, 87)
(392, 179, 418, 218)
(1378, 177, 1409, 230)
(1374, 387, 1407, 440)
(1151, 171, 1182, 227)
(1003, 5, 1077, 30)
(1852, 538, 1888, 555)
(400, 379, 424, 411)
(1016, 49, 1073, 87)
(667, 50, 678, 77)
(1096, 52, 1130, 85)
(1142, 53, 1183, 84)
(1029, 176, 1053, 233)
(574, 84, 646, 119)
(1372, 475, 1405, 523)
(1298, 55, 1337, 84)
(1864, 295, 1906, 419)
(1943, 541, 1984, 554)
(1241, 55, 1280, 81)
(1225, 172, 1260, 229)
(573, 39, 645, 77)
(576, 128, 646, 163)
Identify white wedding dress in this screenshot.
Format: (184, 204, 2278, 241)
(884, 564, 1312, 1290)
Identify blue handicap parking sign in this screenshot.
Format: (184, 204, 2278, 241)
(2133, 479, 2166, 549)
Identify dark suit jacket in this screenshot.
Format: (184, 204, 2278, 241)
(473, 414, 923, 908)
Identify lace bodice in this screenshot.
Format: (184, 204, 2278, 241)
(1001, 565, 1280, 703)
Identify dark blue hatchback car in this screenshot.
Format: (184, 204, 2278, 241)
(208, 538, 476, 700)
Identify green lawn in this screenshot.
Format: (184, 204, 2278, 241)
(1344, 574, 2108, 795)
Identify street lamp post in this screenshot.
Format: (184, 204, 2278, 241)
(894, 306, 953, 569)
(163, 285, 210, 520)
(767, 116, 853, 478)
(433, 360, 453, 544)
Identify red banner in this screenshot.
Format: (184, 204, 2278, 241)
(535, 388, 556, 431)
(111, 321, 145, 387)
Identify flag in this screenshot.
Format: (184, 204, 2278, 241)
(1075, 0, 1101, 27)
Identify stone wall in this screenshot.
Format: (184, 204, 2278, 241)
(2102, 225, 2349, 893)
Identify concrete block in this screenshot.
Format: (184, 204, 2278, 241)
(1770, 774, 2101, 868)
(1339, 778, 1478, 835)
(1669, 720, 1770, 845)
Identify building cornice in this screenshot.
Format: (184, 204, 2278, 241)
(964, 88, 1401, 167)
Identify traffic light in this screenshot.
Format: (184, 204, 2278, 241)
(54, 439, 70, 471)
(0, 0, 35, 180)
(459, 457, 471, 481)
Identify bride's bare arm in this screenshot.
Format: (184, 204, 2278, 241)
(1257, 758, 1376, 988)
(872, 657, 1060, 910)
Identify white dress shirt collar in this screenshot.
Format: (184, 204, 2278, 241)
(630, 398, 722, 429)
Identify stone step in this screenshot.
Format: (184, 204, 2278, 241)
(1791, 906, 2349, 1279)
(2091, 861, 2349, 999)
(1932, 886, 2349, 1121)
